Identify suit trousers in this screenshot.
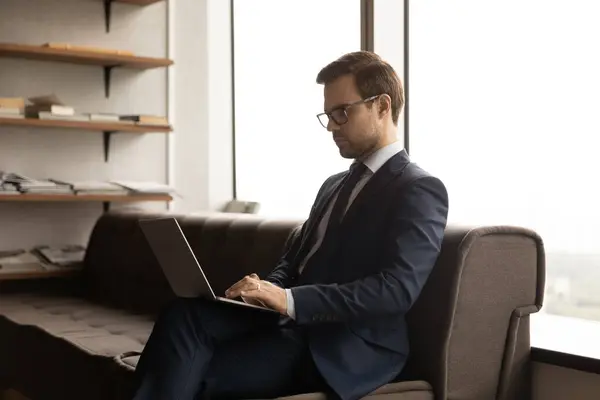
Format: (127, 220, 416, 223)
(132, 297, 331, 400)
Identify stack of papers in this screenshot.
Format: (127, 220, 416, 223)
(51, 180, 129, 196)
(0, 250, 46, 273)
(112, 181, 176, 195)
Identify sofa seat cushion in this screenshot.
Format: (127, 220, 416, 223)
(114, 354, 433, 400)
(0, 292, 154, 400)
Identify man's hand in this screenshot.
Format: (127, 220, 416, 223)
(225, 273, 288, 315)
(225, 273, 264, 306)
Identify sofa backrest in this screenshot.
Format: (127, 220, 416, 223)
(82, 211, 302, 315)
(82, 211, 544, 400)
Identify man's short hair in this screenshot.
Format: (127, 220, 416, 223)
(316, 51, 404, 126)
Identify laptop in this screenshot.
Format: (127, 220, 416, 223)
(139, 217, 277, 313)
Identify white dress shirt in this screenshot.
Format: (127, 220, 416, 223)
(285, 140, 405, 319)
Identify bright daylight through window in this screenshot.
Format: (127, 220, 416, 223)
(409, 1, 600, 356)
(233, 0, 360, 219)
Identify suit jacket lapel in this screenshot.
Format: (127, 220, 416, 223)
(340, 150, 411, 232)
(296, 173, 346, 257)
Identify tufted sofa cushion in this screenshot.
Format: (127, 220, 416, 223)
(0, 291, 153, 399)
(0, 291, 435, 400)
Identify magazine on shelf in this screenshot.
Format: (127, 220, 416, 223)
(0, 245, 86, 274)
(33, 245, 86, 267)
(0, 249, 47, 273)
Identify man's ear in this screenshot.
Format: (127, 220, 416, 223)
(377, 94, 392, 119)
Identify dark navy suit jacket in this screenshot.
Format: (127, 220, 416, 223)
(266, 150, 449, 400)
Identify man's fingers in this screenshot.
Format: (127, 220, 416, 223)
(231, 275, 253, 289)
(240, 288, 276, 310)
(241, 294, 268, 308)
(240, 281, 271, 296)
(225, 277, 261, 298)
(239, 288, 264, 298)
(225, 278, 244, 292)
(226, 275, 256, 294)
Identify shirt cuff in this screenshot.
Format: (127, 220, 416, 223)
(285, 288, 296, 319)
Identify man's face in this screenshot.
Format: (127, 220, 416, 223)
(322, 74, 380, 159)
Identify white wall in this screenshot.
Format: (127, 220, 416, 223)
(0, 0, 233, 250)
(170, 0, 234, 214)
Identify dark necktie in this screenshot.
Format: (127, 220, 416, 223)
(326, 161, 368, 231)
(296, 162, 368, 282)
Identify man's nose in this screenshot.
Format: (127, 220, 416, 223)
(327, 118, 339, 132)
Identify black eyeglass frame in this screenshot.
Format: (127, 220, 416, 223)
(316, 94, 381, 128)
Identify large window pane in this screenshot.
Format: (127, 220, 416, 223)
(233, 0, 360, 218)
(409, 0, 600, 336)
(374, 0, 405, 143)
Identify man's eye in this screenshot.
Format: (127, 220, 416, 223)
(331, 109, 346, 119)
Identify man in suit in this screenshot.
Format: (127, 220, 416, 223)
(132, 51, 449, 400)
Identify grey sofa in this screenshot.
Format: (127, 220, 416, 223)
(0, 211, 545, 399)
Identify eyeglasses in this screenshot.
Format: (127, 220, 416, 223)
(316, 95, 381, 129)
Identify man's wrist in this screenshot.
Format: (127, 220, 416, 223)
(285, 288, 296, 319)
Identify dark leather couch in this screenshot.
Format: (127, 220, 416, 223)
(0, 210, 545, 400)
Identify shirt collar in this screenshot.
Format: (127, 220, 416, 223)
(360, 140, 405, 174)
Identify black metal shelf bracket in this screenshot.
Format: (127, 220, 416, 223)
(103, 66, 116, 98)
(103, 0, 114, 33)
(103, 131, 116, 162)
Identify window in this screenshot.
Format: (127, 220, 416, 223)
(408, 0, 600, 348)
(374, 0, 405, 142)
(233, 0, 360, 218)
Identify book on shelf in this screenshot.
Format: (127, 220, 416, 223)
(0, 94, 171, 126)
(24, 94, 84, 121)
(0, 111, 24, 119)
(33, 245, 85, 267)
(0, 246, 85, 274)
(37, 111, 90, 122)
(0, 97, 25, 110)
(120, 115, 170, 126)
(87, 113, 135, 124)
(111, 180, 176, 195)
(26, 94, 74, 116)
(0, 249, 47, 273)
(0, 107, 24, 116)
(1, 172, 176, 197)
(0, 172, 18, 194)
(23, 95, 88, 121)
(1, 172, 71, 194)
(0, 182, 19, 194)
(50, 180, 129, 196)
(0, 97, 25, 119)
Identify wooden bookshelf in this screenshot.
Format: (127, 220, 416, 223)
(0, 42, 173, 97)
(0, 117, 172, 161)
(0, 194, 172, 203)
(0, 193, 173, 213)
(0, 117, 172, 134)
(0, 43, 173, 69)
(0, 268, 80, 281)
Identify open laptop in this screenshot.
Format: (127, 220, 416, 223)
(139, 217, 277, 313)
